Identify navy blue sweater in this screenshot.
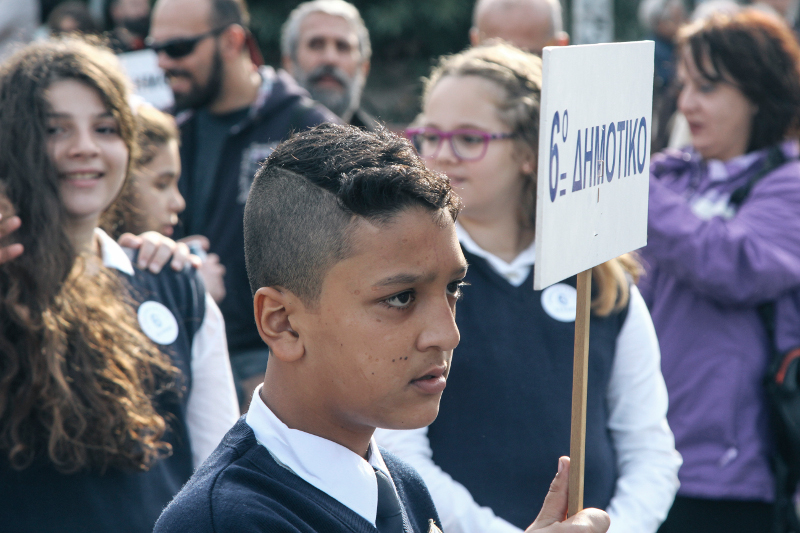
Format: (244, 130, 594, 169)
(155, 418, 442, 533)
(0, 263, 204, 533)
(428, 250, 627, 528)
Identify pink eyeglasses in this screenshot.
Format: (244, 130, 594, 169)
(405, 127, 516, 162)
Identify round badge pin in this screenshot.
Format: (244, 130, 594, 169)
(137, 301, 179, 345)
(541, 283, 577, 322)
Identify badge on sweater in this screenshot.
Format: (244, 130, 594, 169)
(541, 283, 577, 322)
(428, 519, 443, 533)
(137, 301, 179, 345)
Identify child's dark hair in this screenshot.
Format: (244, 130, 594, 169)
(243, 123, 461, 304)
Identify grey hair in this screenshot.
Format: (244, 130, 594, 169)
(281, 0, 371, 63)
(637, 0, 684, 30)
(472, 0, 563, 37)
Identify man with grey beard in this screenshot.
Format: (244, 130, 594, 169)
(281, 0, 378, 130)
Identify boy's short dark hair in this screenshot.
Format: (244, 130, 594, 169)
(243, 123, 461, 305)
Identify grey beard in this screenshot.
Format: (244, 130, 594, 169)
(296, 64, 365, 122)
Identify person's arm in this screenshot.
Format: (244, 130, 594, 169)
(375, 427, 523, 533)
(604, 286, 682, 533)
(646, 166, 800, 305)
(185, 293, 240, 468)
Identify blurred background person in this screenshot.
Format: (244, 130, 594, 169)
(104, 103, 226, 303)
(0, 38, 238, 532)
(47, 1, 100, 37)
(377, 43, 681, 533)
(639, 0, 688, 153)
(640, 10, 800, 533)
(470, 0, 569, 55)
(148, 0, 337, 411)
(107, 0, 151, 52)
(281, 0, 377, 130)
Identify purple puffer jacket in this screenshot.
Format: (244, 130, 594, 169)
(639, 141, 800, 502)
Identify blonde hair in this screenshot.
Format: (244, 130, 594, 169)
(424, 43, 639, 315)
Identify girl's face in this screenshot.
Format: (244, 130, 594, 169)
(677, 49, 756, 161)
(46, 79, 129, 228)
(131, 139, 184, 237)
(421, 75, 533, 223)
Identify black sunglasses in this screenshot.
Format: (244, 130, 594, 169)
(146, 26, 228, 59)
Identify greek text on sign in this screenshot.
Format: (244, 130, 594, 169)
(534, 41, 654, 290)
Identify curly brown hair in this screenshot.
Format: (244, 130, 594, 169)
(423, 43, 639, 315)
(678, 9, 800, 151)
(0, 38, 178, 474)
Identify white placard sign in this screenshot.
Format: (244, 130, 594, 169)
(534, 41, 654, 290)
(117, 49, 174, 111)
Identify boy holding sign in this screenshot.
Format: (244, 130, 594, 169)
(154, 123, 608, 533)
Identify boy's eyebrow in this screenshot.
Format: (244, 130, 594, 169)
(373, 264, 469, 288)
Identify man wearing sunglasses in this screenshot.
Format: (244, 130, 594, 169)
(470, 0, 569, 56)
(149, 0, 338, 412)
(280, 0, 378, 131)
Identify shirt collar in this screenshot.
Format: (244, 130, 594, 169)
(245, 385, 393, 526)
(456, 222, 536, 287)
(94, 228, 134, 275)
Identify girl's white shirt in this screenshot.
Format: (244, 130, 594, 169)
(375, 226, 682, 533)
(97, 228, 240, 469)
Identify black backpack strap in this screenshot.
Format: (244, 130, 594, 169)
(729, 146, 787, 209)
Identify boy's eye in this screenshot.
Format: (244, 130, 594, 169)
(384, 290, 415, 309)
(447, 280, 468, 299)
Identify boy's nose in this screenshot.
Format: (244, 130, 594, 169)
(417, 298, 460, 354)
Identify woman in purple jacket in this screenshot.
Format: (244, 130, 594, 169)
(640, 10, 800, 533)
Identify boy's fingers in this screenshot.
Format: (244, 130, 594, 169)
(527, 457, 570, 530)
(565, 509, 611, 532)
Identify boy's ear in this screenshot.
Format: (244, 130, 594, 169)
(253, 287, 304, 362)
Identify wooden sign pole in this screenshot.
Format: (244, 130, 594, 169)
(568, 268, 592, 517)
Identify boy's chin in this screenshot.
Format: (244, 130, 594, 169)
(378, 403, 441, 431)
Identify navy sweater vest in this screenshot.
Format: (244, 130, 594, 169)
(0, 262, 204, 533)
(428, 250, 627, 528)
(155, 418, 443, 533)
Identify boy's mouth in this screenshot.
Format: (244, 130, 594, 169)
(410, 365, 447, 394)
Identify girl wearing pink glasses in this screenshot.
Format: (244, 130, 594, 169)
(377, 43, 681, 533)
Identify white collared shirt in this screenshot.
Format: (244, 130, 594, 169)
(96, 229, 240, 468)
(245, 385, 396, 526)
(456, 223, 535, 287)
